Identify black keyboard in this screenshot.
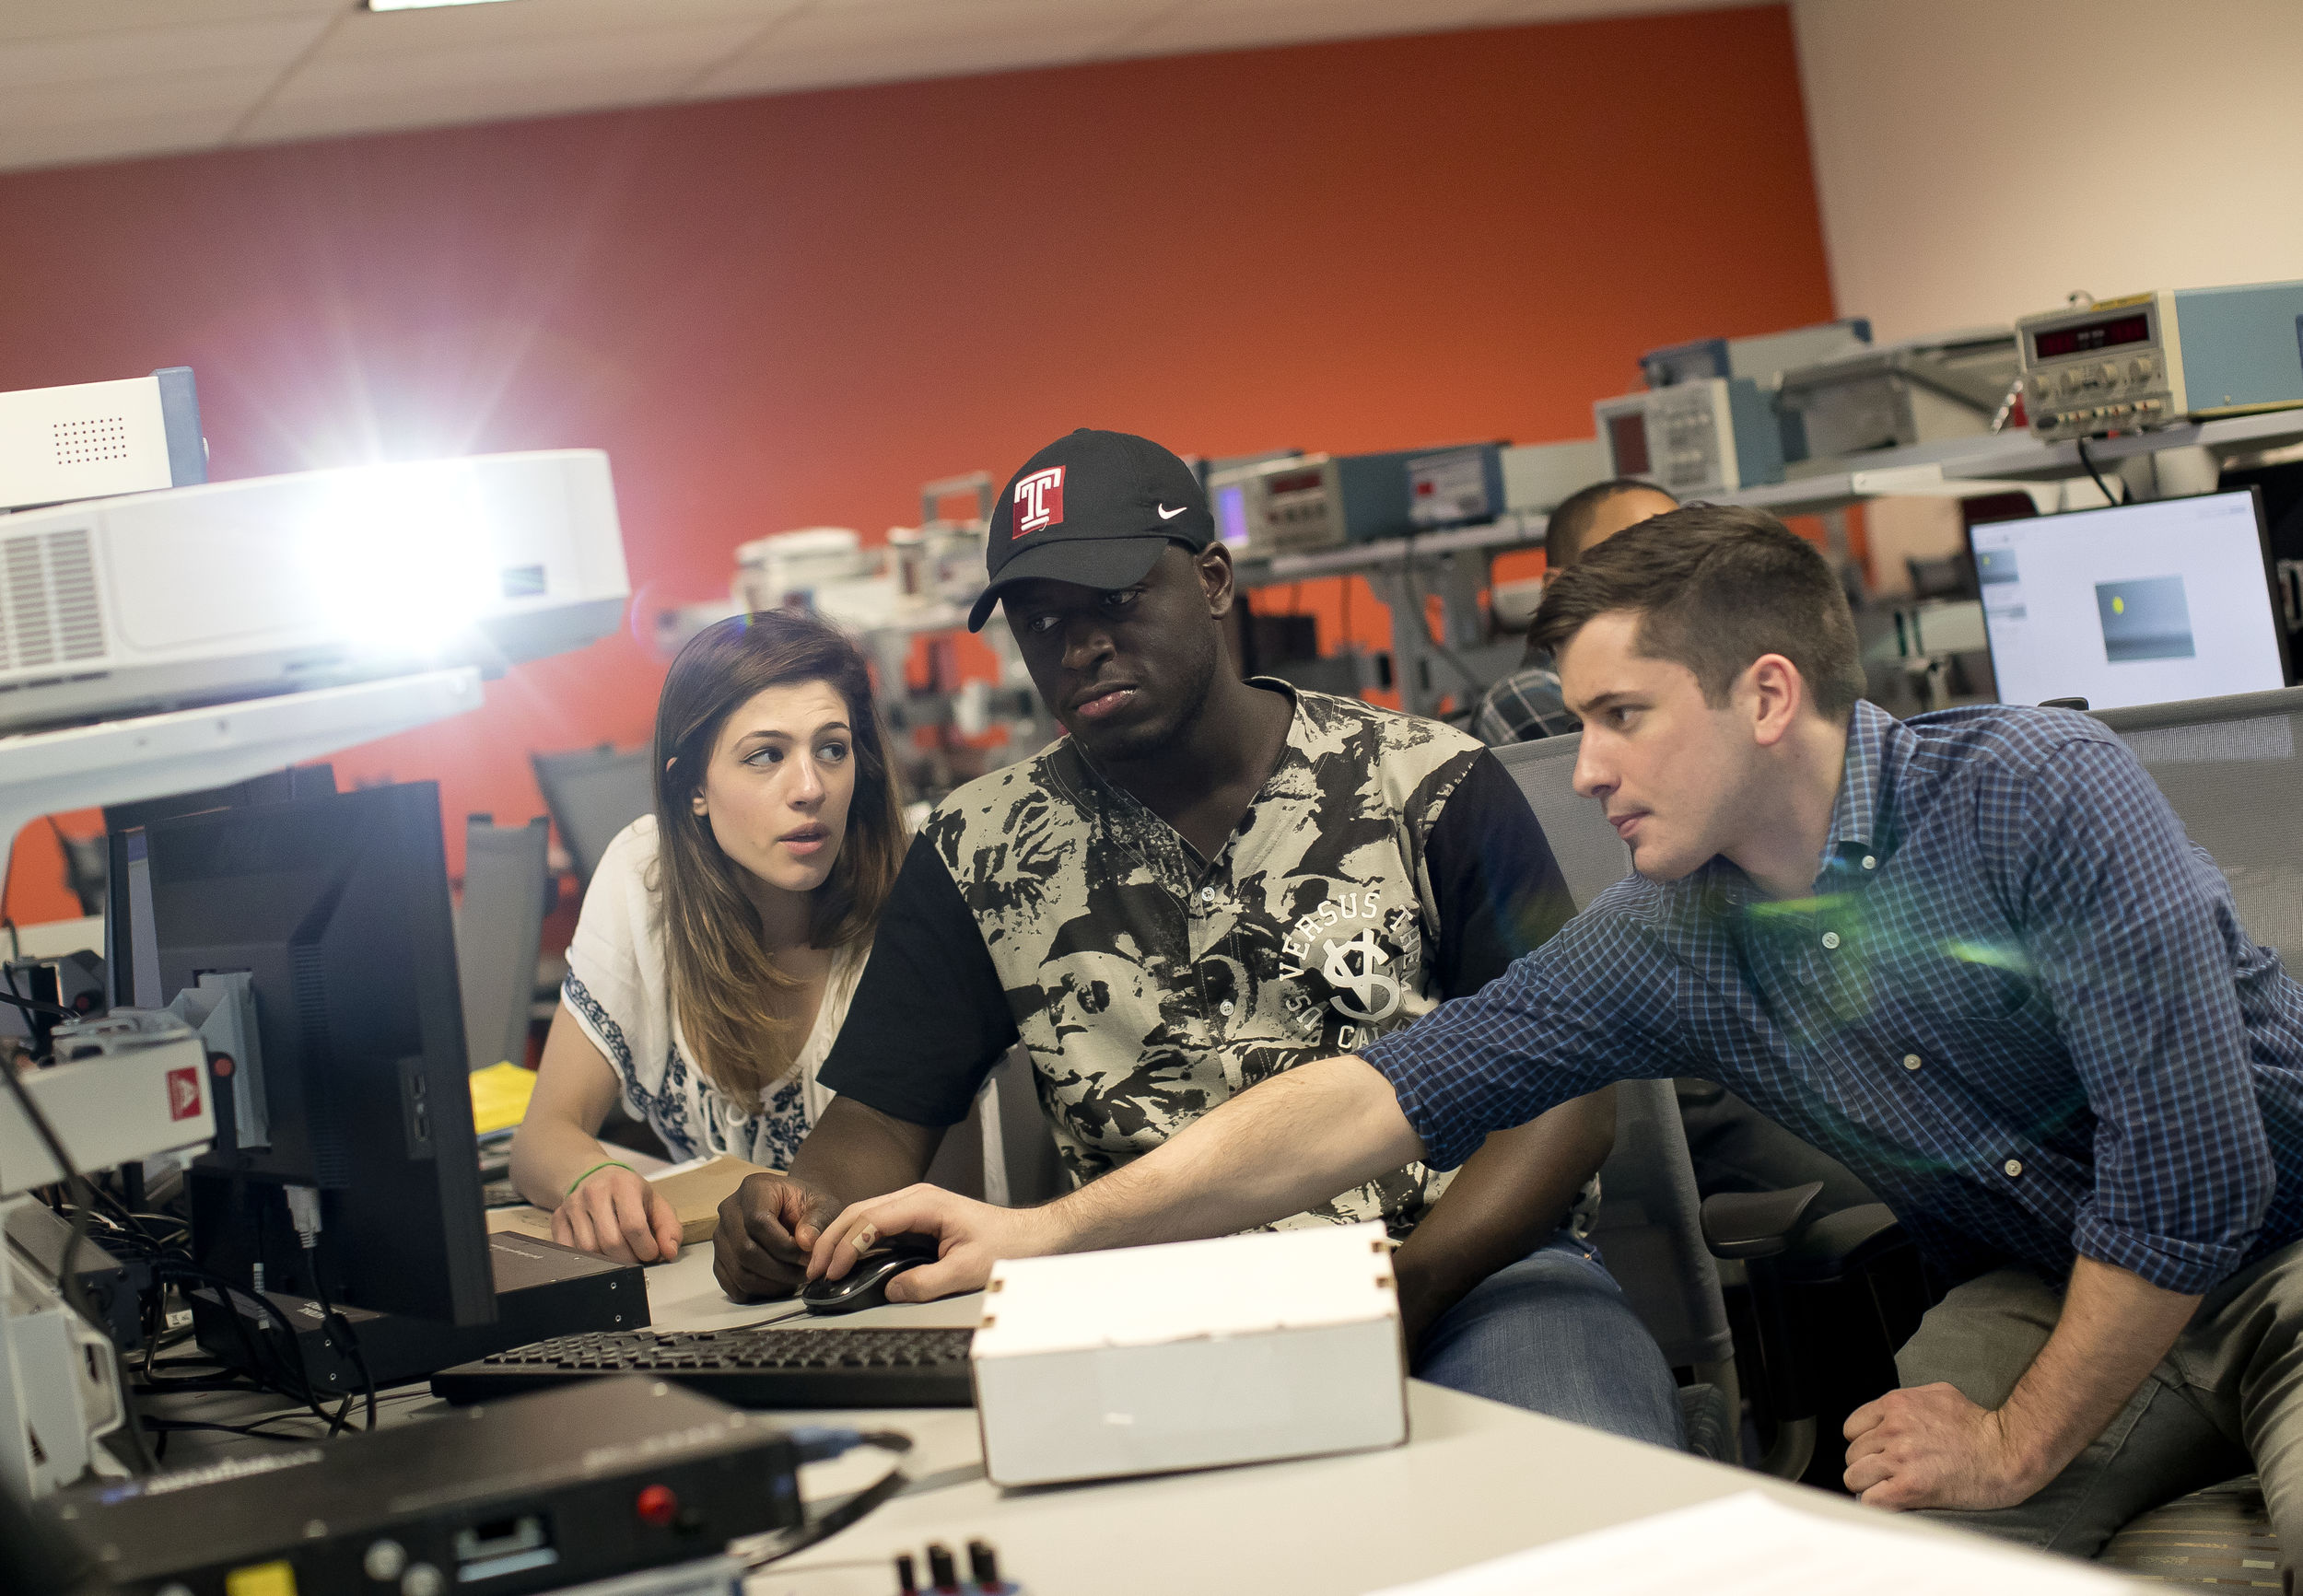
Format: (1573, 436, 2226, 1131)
(429, 1324, 977, 1408)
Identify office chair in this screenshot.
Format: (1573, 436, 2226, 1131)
(530, 743, 655, 889)
(2080, 686, 2303, 1578)
(456, 816, 553, 1073)
(1492, 735, 1742, 1463)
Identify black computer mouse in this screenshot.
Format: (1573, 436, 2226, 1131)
(800, 1234, 941, 1315)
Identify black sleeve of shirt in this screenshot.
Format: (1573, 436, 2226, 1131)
(1427, 750, 1577, 1000)
(816, 832, 1021, 1127)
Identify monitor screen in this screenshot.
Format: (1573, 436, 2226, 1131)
(1970, 489, 2288, 712)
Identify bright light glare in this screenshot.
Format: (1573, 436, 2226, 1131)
(301, 462, 498, 654)
(366, 0, 522, 12)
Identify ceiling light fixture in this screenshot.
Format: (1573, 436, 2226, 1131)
(365, 0, 524, 13)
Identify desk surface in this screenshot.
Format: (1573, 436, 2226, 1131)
(141, 1240, 2128, 1594)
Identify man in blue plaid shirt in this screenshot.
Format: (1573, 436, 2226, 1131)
(812, 506, 2303, 1566)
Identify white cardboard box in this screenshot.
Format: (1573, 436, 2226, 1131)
(971, 1222, 1408, 1487)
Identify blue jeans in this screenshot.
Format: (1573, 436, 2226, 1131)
(1411, 1230, 1688, 1450)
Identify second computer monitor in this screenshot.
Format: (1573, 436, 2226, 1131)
(1970, 488, 2289, 712)
(149, 781, 495, 1328)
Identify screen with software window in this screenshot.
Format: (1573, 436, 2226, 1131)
(1970, 489, 2287, 712)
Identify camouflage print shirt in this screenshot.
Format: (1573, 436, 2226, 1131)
(820, 682, 1582, 1237)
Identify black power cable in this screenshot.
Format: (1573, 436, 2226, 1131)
(745, 1430, 916, 1569)
(2075, 437, 2122, 509)
(306, 1241, 377, 1433)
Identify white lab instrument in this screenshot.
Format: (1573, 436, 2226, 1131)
(2017, 282, 2303, 444)
(0, 368, 205, 512)
(1596, 379, 1783, 498)
(0, 450, 626, 733)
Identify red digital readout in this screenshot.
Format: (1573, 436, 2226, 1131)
(2032, 312, 2150, 360)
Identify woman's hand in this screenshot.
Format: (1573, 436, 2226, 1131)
(554, 1163, 684, 1264)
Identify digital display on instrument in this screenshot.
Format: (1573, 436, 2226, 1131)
(1266, 469, 1326, 497)
(2031, 313, 2151, 361)
(1607, 411, 1652, 478)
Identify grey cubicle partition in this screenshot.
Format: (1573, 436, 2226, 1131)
(1491, 735, 1737, 1380)
(2090, 685, 2303, 973)
(532, 743, 654, 888)
(457, 816, 552, 1073)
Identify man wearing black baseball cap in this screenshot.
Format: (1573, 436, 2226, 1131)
(714, 428, 1685, 1447)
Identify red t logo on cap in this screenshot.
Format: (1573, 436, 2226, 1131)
(1013, 466, 1065, 539)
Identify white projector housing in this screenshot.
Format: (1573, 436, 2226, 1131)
(0, 449, 628, 732)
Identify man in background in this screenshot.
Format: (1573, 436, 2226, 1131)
(1472, 478, 1678, 747)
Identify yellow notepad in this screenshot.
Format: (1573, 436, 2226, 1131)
(469, 1060, 538, 1136)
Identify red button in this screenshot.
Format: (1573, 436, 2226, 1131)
(635, 1485, 678, 1527)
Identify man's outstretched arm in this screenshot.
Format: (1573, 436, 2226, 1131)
(809, 1054, 1422, 1300)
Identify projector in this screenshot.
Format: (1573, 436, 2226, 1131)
(0, 449, 628, 733)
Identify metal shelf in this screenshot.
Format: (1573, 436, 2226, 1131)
(0, 669, 485, 882)
(1700, 407, 2303, 513)
(1939, 407, 2303, 483)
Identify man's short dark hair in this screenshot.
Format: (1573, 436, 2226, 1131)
(1530, 504, 1865, 721)
(1546, 478, 1678, 569)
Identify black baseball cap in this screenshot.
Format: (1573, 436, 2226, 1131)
(967, 428, 1214, 632)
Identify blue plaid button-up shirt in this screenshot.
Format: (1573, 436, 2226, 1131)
(1362, 701, 2303, 1295)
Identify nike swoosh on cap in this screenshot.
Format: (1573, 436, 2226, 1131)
(1156, 504, 1187, 519)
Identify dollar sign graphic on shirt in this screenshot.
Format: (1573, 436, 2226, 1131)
(1323, 929, 1400, 1022)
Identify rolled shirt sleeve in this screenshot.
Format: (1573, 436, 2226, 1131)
(1361, 901, 1686, 1169)
(2002, 739, 2276, 1295)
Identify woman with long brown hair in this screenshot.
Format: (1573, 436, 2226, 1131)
(509, 611, 905, 1263)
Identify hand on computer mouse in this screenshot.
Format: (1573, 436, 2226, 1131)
(809, 1185, 1067, 1303)
(713, 1171, 843, 1301)
(554, 1164, 683, 1266)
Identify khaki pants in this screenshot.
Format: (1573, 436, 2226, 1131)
(1895, 1238, 2303, 1564)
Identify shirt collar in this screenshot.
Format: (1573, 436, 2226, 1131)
(1826, 700, 1895, 855)
(1690, 699, 1907, 913)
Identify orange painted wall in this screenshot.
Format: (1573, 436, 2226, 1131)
(0, 4, 1834, 924)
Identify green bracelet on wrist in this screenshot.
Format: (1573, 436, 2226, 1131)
(567, 1159, 633, 1197)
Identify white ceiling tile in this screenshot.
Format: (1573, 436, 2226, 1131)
(1117, 0, 1516, 57)
(320, 0, 805, 59)
(690, 0, 1168, 97)
(0, 67, 280, 129)
(0, 106, 247, 172)
(236, 64, 709, 146)
(0, 16, 331, 88)
(1481, 0, 1747, 18)
(0, 0, 1720, 171)
(0, 1, 340, 43)
(269, 17, 767, 104)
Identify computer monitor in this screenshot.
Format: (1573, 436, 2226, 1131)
(1969, 488, 2290, 712)
(145, 781, 495, 1328)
